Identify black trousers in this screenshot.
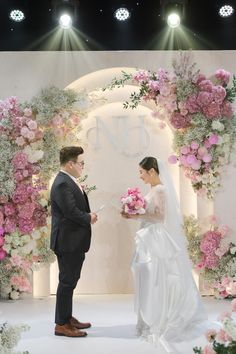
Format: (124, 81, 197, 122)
(55, 251, 85, 325)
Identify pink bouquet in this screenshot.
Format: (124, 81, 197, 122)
(121, 188, 146, 215)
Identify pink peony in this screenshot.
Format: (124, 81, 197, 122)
(203, 102, 221, 119)
(200, 231, 221, 255)
(170, 112, 191, 129)
(215, 69, 230, 85)
(197, 91, 213, 107)
(212, 85, 226, 103)
(18, 218, 35, 233)
(185, 94, 199, 113)
(198, 80, 213, 92)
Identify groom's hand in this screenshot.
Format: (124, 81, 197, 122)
(90, 212, 98, 224)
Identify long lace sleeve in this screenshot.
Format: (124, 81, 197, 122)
(142, 188, 166, 223)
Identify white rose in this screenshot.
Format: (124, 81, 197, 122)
(230, 247, 236, 255)
(212, 120, 224, 131)
(32, 230, 41, 240)
(10, 290, 20, 300)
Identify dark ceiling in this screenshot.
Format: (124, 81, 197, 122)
(1, 0, 236, 51)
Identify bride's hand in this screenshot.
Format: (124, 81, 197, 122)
(121, 211, 138, 219)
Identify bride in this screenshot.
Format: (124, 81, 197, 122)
(122, 156, 207, 353)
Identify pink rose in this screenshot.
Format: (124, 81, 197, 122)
(215, 69, 230, 85)
(208, 134, 219, 145)
(216, 328, 232, 342)
(191, 160, 201, 170)
(26, 119, 37, 130)
(180, 146, 190, 154)
(186, 154, 197, 165)
(198, 146, 208, 157)
(190, 141, 199, 150)
(203, 345, 216, 354)
(202, 153, 212, 163)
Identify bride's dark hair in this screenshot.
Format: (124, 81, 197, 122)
(139, 156, 159, 174)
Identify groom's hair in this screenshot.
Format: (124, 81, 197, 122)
(139, 156, 159, 174)
(60, 146, 84, 165)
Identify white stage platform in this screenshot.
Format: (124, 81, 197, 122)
(0, 295, 230, 354)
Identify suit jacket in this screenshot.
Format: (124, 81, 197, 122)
(50, 171, 91, 253)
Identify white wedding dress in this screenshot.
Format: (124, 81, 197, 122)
(131, 184, 207, 353)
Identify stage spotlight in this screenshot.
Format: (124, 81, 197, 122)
(160, 1, 187, 28)
(219, 4, 234, 17)
(9, 9, 25, 22)
(59, 13, 72, 28)
(52, 0, 79, 29)
(167, 13, 180, 28)
(114, 7, 130, 21)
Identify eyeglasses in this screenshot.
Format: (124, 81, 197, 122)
(72, 161, 85, 167)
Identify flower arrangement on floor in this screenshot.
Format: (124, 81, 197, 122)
(105, 53, 236, 199)
(121, 188, 146, 215)
(0, 321, 29, 354)
(184, 215, 236, 299)
(0, 86, 97, 299)
(193, 298, 236, 353)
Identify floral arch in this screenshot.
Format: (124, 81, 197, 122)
(0, 54, 236, 299)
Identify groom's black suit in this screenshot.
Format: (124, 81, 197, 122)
(50, 171, 91, 325)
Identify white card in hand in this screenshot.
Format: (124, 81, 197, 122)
(95, 204, 105, 213)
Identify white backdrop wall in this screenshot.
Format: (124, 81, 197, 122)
(1, 50, 236, 294)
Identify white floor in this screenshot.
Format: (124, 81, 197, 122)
(0, 295, 230, 354)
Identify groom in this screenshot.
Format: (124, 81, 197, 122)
(50, 146, 97, 337)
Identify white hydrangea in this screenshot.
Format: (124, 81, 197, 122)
(212, 120, 225, 131)
(23, 145, 44, 163)
(230, 246, 236, 255)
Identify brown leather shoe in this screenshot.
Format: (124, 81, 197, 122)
(55, 323, 87, 337)
(70, 316, 91, 329)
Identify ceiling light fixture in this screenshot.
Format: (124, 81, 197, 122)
(114, 7, 130, 21)
(52, 0, 79, 29)
(160, 0, 188, 28)
(9, 9, 25, 22)
(167, 13, 181, 28)
(219, 4, 234, 17)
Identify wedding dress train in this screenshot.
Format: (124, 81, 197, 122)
(131, 184, 207, 353)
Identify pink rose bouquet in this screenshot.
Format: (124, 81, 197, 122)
(121, 188, 146, 215)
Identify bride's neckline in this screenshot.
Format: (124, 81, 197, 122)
(151, 183, 163, 188)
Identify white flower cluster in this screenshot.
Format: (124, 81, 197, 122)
(0, 322, 29, 354)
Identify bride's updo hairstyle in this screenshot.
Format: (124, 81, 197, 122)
(139, 156, 159, 175)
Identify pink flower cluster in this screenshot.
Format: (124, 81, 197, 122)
(215, 276, 236, 299)
(178, 71, 233, 122)
(121, 188, 146, 215)
(198, 227, 229, 271)
(198, 298, 236, 353)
